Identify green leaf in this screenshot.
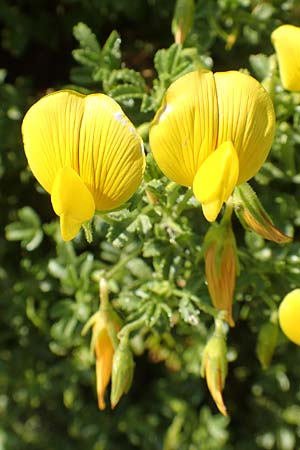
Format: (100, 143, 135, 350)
(5, 207, 43, 251)
(73, 22, 101, 54)
(100, 30, 122, 68)
(108, 84, 145, 102)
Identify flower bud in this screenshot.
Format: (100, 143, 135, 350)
(201, 323, 228, 416)
(256, 321, 279, 369)
(92, 309, 121, 409)
(110, 339, 135, 409)
(172, 0, 195, 44)
(82, 278, 121, 409)
(233, 183, 292, 244)
(204, 220, 238, 327)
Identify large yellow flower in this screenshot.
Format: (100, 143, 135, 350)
(271, 24, 300, 92)
(149, 70, 275, 221)
(22, 90, 145, 241)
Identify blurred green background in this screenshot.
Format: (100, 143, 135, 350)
(2, 1, 300, 449)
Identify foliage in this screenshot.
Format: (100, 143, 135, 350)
(2, 1, 300, 449)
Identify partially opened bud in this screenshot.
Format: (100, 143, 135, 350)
(172, 0, 195, 44)
(82, 278, 121, 409)
(233, 183, 292, 244)
(92, 309, 121, 409)
(204, 219, 238, 326)
(201, 322, 228, 416)
(111, 339, 135, 409)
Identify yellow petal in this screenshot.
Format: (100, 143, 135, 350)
(214, 71, 275, 184)
(206, 358, 228, 416)
(149, 70, 218, 186)
(22, 90, 85, 193)
(202, 199, 224, 223)
(94, 328, 114, 410)
(77, 94, 145, 210)
(193, 141, 239, 221)
(271, 25, 300, 92)
(51, 166, 95, 241)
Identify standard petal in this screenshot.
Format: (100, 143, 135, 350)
(149, 70, 219, 187)
(78, 94, 145, 211)
(271, 25, 300, 92)
(214, 71, 275, 184)
(193, 141, 239, 221)
(51, 166, 95, 241)
(22, 90, 85, 193)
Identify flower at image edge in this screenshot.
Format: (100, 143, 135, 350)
(278, 289, 300, 345)
(271, 24, 300, 92)
(22, 90, 145, 241)
(149, 70, 275, 222)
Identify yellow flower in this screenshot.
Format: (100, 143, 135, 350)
(279, 289, 300, 345)
(22, 90, 145, 241)
(271, 25, 300, 92)
(149, 70, 275, 222)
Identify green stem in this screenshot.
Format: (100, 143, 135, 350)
(176, 187, 193, 216)
(221, 197, 234, 225)
(173, 290, 218, 318)
(99, 277, 110, 310)
(118, 311, 150, 344)
(106, 245, 143, 279)
(83, 222, 93, 243)
(208, 16, 229, 41)
(214, 311, 228, 337)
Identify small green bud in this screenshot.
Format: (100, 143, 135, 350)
(110, 339, 135, 409)
(256, 321, 279, 369)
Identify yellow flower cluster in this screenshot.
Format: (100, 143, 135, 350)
(20, 23, 300, 415)
(22, 70, 276, 237)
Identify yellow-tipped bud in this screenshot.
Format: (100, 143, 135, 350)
(204, 219, 238, 327)
(92, 310, 121, 409)
(172, 0, 195, 44)
(82, 278, 121, 409)
(233, 183, 292, 244)
(201, 322, 228, 416)
(110, 340, 135, 409)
